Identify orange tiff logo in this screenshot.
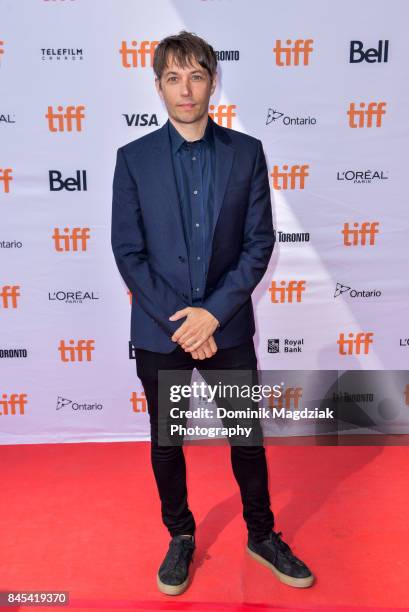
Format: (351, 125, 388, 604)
(273, 39, 314, 66)
(0, 285, 20, 308)
(131, 391, 147, 413)
(268, 387, 303, 409)
(337, 332, 374, 355)
(0, 168, 13, 193)
(45, 105, 85, 132)
(0, 40, 4, 62)
(271, 164, 309, 189)
(209, 104, 236, 128)
(52, 227, 90, 251)
(119, 40, 159, 68)
(58, 339, 95, 362)
(342, 222, 379, 246)
(347, 102, 386, 128)
(0, 393, 28, 416)
(268, 280, 306, 303)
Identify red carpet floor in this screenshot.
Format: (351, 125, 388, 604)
(1, 441, 409, 612)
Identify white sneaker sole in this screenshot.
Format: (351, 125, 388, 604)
(157, 573, 190, 595)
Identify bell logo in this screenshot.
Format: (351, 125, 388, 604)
(52, 227, 91, 252)
(273, 39, 314, 66)
(269, 280, 306, 303)
(347, 102, 386, 128)
(45, 105, 85, 132)
(119, 40, 159, 68)
(58, 339, 95, 362)
(209, 104, 236, 128)
(342, 222, 379, 246)
(0, 168, 13, 193)
(0, 393, 28, 416)
(271, 164, 309, 189)
(131, 391, 147, 413)
(337, 332, 374, 355)
(268, 387, 302, 409)
(1, 285, 20, 309)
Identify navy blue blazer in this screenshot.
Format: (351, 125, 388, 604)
(111, 116, 275, 353)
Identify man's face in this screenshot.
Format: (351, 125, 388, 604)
(155, 53, 216, 125)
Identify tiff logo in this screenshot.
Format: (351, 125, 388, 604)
(268, 280, 306, 303)
(0, 393, 28, 416)
(347, 102, 386, 128)
(45, 105, 85, 132)
(131, 391, 147, 413)
(53, 227, 90, 251)
(273, 39, 314, 66)
(337, 332, 374, 355)
(0, 40, 4, 63)
(209, 104, 236, 128)
(268, 387, 302, 409)
(58, 339, 95, 362)
(271, 164, 309, 189)
(0, 168, 13, 193)
(342, 222, 379, 246)
(119, 40, 159, 68)
(1, 285, 20, 309)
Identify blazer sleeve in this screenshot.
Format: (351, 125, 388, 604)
(111, 146, 189, 337)
(202, 140, 275, 328)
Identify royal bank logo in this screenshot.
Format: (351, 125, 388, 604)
(334, 282, 381, 299)
(267, 338, 304, 353)
(41, 47, 84, 61)
(337, 169, 388, 184)
(56, 396, 103, 411)
(266, 107, 317, 127)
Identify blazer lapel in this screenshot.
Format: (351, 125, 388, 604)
(152, 122, 187, 253)
(211, 119, 235, 244)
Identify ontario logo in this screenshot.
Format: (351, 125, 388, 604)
(266, 107, 317, 126)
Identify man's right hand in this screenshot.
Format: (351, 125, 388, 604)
(190, 335, 218, 360)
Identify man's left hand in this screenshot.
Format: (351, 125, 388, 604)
(169, 307, 219, 352)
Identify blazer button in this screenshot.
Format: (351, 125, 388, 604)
(178, 256, 186, 263)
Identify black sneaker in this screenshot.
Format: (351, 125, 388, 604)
(247, 530, 314, 588)
(157, 535, 195, 595)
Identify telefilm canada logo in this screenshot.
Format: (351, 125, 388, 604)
(334, 282, 382, 299)
(266, 107, 317, 127)
(41, 47, 84, 61)
(56, 396, 103, 411)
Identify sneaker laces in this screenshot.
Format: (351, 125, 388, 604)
(167, 538, 194, 570)
(269, 531, 293, 557)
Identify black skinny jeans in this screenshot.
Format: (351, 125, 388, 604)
(135, 338, 275, 542)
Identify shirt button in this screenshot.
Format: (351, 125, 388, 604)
(196, 256, 201, 260)
(196, 288, 200, 292)
(195, 223, 200, 227)
(192, 156, 196, 161)
(193, 189, 198, 195)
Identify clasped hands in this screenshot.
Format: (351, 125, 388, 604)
(169, 307, 219, 359)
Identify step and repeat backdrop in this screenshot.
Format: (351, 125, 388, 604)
(1, 0, 409, 444)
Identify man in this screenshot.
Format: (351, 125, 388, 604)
(111, 31, 314, 595)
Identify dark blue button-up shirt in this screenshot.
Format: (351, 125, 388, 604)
(168, 117, 215, 305)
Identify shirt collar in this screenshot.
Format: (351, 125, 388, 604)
(168, 115, 214, 154)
